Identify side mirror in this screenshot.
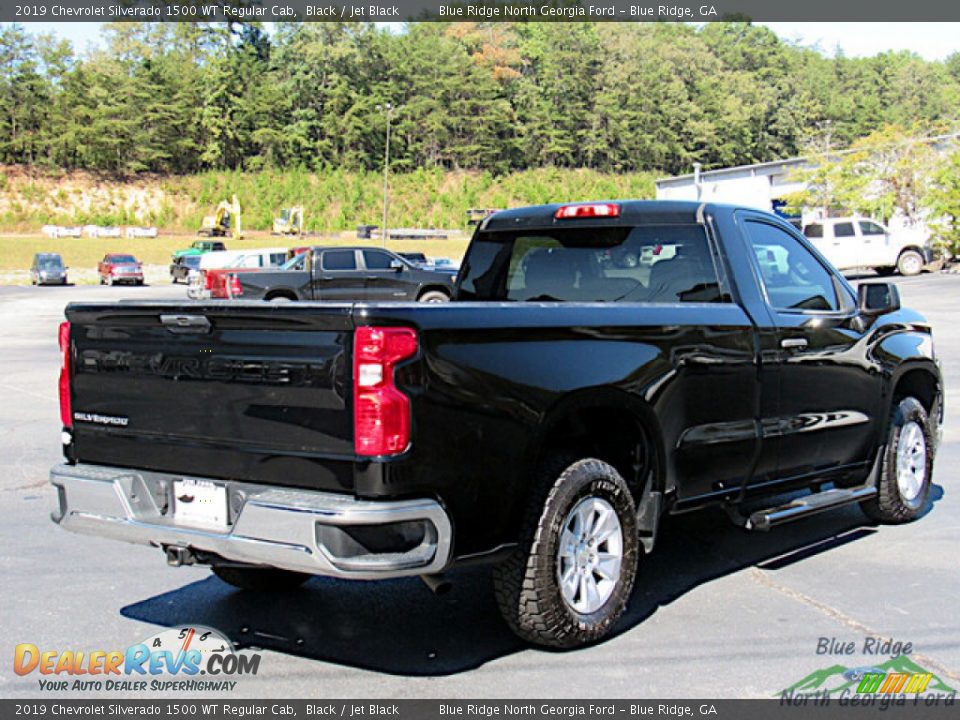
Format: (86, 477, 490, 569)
(390, 260, 404, 272)
(858, 282, 900, 316)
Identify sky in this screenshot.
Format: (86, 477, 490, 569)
(8, 21, 960, 61)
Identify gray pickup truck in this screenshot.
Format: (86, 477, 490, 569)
(232, 246, 456, 302)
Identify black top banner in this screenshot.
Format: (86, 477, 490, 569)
(6, 0, 960, 23)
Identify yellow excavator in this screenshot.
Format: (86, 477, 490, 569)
(272, 206, 304, 236)
(199, 194, 243, 239)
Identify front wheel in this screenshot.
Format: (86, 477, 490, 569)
(862, 397, 933, 523)
(213, 565, 311, 591)
(492, 458, 639, 648)
(897, 250, 924, 276)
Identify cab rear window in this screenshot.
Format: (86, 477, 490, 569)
(458, 226, 726, 303)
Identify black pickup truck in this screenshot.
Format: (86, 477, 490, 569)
(230, 245, 456, 302)
(51, 201, 942, 648)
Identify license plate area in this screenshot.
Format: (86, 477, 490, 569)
(172, 479, 229, 528)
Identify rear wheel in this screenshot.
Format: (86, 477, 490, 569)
(213, 565, 311, 591)
(862, 396, 933, 523)
(897, 250, 924, 276)
(418, 290, 450, 303)
(492, 457, 639, 648)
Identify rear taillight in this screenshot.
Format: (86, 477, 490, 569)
(203, 271, 213, 290)
(229, 274, 242, 297)
(58, 321, 72, 429)
(554, 203, 620, 219)
(353, 326, 418, 456)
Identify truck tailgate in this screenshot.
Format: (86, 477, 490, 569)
(65, 302, 355, 492)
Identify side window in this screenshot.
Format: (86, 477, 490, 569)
(269, 253, 286, 267)
(859, 221, 885, 236)
(803, 224, 823, 239)
(744, 221, 840, 312)
(322, 250, 356, 271)
(834, 222, 856, 238)
(362, 250, 395, 270)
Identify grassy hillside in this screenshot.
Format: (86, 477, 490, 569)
(0, 166, 657, 234)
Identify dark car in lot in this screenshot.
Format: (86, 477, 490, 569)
(51, 201, 943, 648)
(231, 246, 455, 302)
(30, 253, 68, 285)
(97, 254, 144, 286)
(169, 255, 201, 284)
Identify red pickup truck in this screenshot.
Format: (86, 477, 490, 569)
(97, 254, 143, 286)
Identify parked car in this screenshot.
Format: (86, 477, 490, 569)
(30, 253, 67, 285)
(802, 217, 933, 276)
(97, 254, 144, 286)
(399, 252, 429, 266)
(172, 240, 227, 259)
(51, 201, 942, 648)
(230, 246, 455, 302)
(430, 257, 459, 271)
(169, 254, 201, 284)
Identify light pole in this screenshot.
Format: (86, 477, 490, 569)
(376, 102, 394, 248)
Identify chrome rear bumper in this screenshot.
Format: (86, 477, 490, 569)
(50, 463, 452, 580)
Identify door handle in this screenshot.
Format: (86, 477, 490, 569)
(781, 338, 808, 350)
(160, 314, 211, 334)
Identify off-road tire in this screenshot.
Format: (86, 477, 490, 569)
(492, 457, 639, 648)
(213, 565, 311, 591)
(862, 396, 933, 523)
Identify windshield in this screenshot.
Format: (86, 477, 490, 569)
(111, 255, 137, 264)
(458, 225, 726, 303)
(38, 257, 63, 270)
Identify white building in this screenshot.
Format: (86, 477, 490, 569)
(656, 158, 806, 221)
(655, 133, 960, 240)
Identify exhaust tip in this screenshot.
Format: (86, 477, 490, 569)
(420, 574, 452, 596)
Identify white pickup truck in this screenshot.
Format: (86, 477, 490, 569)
(802, 217, 933, 276)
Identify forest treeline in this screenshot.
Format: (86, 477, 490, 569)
(2, 21, 960, 176)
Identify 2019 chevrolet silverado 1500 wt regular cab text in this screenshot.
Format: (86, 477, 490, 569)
(51, 201, 943, 648)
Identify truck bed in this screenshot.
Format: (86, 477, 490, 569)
(66, 301, 356, 492)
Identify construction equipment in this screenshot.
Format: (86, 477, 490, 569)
(199, 194, 243, 239)
(272, 206, 304, 236)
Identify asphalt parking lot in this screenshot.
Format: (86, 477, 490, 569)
(0, 275, 958, 699)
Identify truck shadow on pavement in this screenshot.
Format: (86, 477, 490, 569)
(121, 484, 943, 677)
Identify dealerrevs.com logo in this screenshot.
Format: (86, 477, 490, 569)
(14, 626, 261, 692)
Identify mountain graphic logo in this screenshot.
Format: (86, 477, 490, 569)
(780, 655, 956, 697)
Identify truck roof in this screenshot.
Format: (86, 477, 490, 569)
(481, 200, 717, 232)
